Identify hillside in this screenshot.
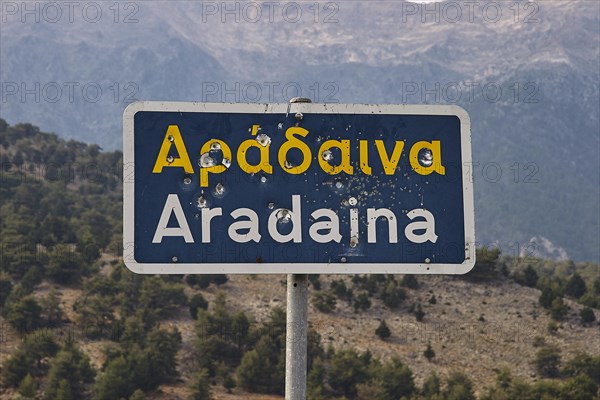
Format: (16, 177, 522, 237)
(2, 266, 599, 399)
(1, 120, 599, 399)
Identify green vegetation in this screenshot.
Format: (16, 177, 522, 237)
(312, 290, 337, 313)
(375, 320, 391, 340)
(534, 346, 562, 378)
(424, 343, 436, 362)
(1, 120, 599, 399)
(44, 344, 95, 400)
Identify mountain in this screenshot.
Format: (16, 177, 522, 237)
(1, 0, 599, 261)
(1, 120, 599, 400)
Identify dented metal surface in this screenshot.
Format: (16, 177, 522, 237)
(123, 102, 475, 274)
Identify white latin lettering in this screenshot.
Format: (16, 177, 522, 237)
(268, 194, 302, 243)
(309, 209, 341, 243)
(367, 208, 398, 243)
(229, 208, 262, 243)
(201, 207, 222, 243)
(405, 208, 438, 243)
(152, 194, 194, 243)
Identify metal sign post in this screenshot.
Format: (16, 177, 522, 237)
(285, 273, 308, 400)
(285, 98, 310, 400)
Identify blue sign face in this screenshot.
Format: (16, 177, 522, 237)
(123, 102, 474, 274)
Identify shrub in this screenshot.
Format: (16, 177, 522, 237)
(138, 277, 187, 318)
(579, 307, 596, 324)
(328, 349, 371, 398)
(562, 353, 600, 385)
(559, 374, 598, 400)
(92, 356, 134, 400)
(423, 343, 435, 362)
(4, 295, 42, 333)
(534, 346, 561, 378)
(422, 372, 440, 397)
(46, 244, 87, 284)
(190, 369, 212, 400)
(44, 345, 95, 400)
(236, 335, 284, 394)
(514, 265, 539, 287)
(189, 293, 209, 319)
(353, 292, 371, 312)
(375, 320, 391, 340)
(380, 280, 406, 309)
(547, 320, 559, 334)
(17, 374, 36, 398)
(186, 274, 228, 288)
(224, 374, 236, 393)
(1, 332, 59, 387)
(375, 357, 415, 399)
(539, 286, 558, 309)
(330, 279, 352, 301)
(414, 303, 425, 322)
(443, 372, 475, 400)
(549, 297, 568, 320)
(308, 274, 321, 290)
(312, 291, 337, 313)
(564, 272, 587, 299)
(400, 275, 419, 289)
(0, 273, 12, 306)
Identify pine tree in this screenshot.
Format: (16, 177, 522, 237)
(534, 346, 561, 378)
(223, 375, 236, 393)
(401, 274, 419, 289)
(55, 379, 74, 400)
(415, 303, 425, 322)
(423, 343, 436, 362)
(565, 273, 587, 299)
(422, 372, 441, 397)
(189, 293, 208, 319)
(17, 374, 36, 398)
(375, 320, 391, 340)
(190, 369, 212, 400)
(92, 356, 133, 400)
(580, 307, 596, 324)
(44, 345, 95, 400)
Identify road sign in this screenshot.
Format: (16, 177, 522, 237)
(123, 102, 475, 274)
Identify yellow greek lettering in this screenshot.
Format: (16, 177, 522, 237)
(278, 127, 312, 174)
(375, 140, 404, 175)
(152, 125, 194, 174)
(237, 139, 273, 175)
(359, 140, 372, 175)
(318, 140, 354, 175)
(199, 139, 233, 187)
(409, 140, 445, 175)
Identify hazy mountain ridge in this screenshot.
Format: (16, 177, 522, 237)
(1, 0, 598, 261)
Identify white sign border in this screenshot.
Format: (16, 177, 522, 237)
(123, 102, 475, 274)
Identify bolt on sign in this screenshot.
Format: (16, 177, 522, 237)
(123, 102, 475, 274)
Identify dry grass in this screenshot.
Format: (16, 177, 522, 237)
(1, 271, 598, 399)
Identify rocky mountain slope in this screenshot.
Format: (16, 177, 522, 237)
(2, 269, 598, 399)
(2, 1, 598, 262)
